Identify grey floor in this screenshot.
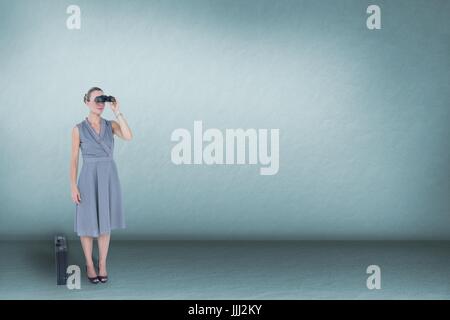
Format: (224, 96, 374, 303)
(0, 241, 449, 299)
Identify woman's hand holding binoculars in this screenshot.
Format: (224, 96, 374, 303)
(109, 97, 120, 114)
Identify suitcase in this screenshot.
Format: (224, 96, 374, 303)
(54, 234, 68, 285)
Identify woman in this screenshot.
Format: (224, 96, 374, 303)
(70, 87, 133, 284)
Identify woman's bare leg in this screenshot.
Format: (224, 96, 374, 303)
(98, 233, 111, 276)
(80, 236, 97, 277)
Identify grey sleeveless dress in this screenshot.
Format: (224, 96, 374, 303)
(74, 117, 126, 237)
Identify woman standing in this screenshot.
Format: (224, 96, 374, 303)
(70, 87, 133, 284)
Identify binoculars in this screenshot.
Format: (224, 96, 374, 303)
(95, 95, 116, 103)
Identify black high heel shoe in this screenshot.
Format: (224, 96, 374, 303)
(97, 274, 108, 283)
(97, 262, 108, 283)
(85, 265, 100, 284)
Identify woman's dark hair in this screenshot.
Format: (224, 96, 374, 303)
(84, 87, 103, 103)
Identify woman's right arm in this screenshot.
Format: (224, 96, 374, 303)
(70, 126, 81, 204)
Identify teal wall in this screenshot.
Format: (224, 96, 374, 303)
(0, 0, 449, 240)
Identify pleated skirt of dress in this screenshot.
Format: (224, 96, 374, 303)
(75, 159, 126, 237)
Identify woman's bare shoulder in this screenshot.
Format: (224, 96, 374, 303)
(72, 124, 80, 137)
(73, 120, 85, 131)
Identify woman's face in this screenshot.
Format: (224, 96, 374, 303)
(86, 90, 105, 115)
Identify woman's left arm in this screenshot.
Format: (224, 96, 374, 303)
(109, 98, 133, 141)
